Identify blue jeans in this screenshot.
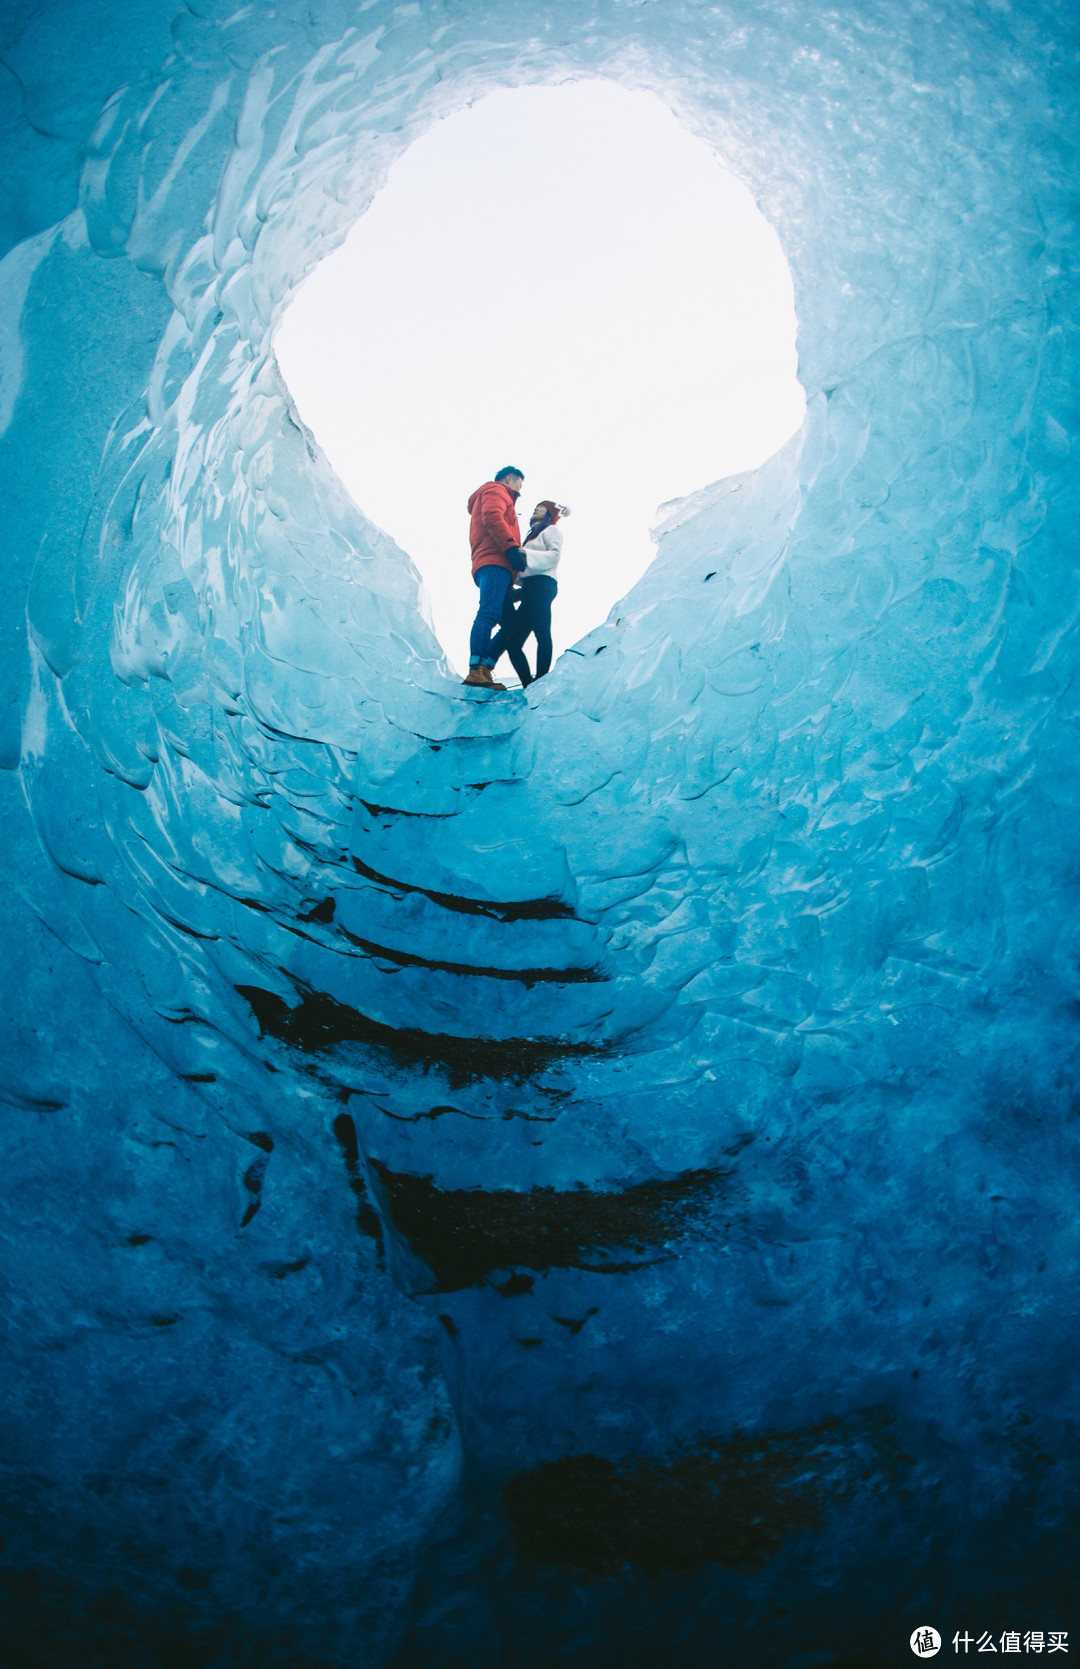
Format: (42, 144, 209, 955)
(469, 565, 512, 667)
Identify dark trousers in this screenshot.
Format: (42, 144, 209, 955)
(489, 589, 532, 686)
(469, 564, 512, 666)
(493, 575, 558, 684)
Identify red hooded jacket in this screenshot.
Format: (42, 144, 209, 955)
(467, 480, 521, 576)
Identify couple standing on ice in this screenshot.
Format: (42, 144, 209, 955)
(462, 465, 568, 690)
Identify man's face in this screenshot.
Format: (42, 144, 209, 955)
(502, 473, 523, 498)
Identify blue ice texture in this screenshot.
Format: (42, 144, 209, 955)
(0, 0, 1078, 1663)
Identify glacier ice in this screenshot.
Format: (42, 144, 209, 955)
(1, 0, 1078, 1663)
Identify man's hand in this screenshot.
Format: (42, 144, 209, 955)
(506, 546, 526, 572)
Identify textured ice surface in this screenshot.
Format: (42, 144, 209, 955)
(1, 0, 1078, 1663)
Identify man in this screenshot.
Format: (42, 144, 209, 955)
(463, 465, 526, 688)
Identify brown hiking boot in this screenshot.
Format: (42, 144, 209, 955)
(462, 666, 505, 690)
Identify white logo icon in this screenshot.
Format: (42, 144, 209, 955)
(911, 1628, 942, 1658)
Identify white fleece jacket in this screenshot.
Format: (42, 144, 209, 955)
(520, 522, 563, 579)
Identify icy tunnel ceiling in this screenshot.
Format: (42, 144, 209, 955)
(1, 0, 1078, 1665)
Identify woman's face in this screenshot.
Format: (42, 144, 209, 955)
(531, 505, 547, 523)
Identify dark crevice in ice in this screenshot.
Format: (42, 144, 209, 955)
(297, 896, 336, 924)
(349, 854, 578, 922)
(265, 1255, 311, 1279)
(358, 799, 458, 820)
(367, 1162, 728, 1290)
(494, 1272, 535, 1297)
(240, 1153, 268, 1227)
(331, 1111, 386, 1260)
(237, 982, 605, 1086)
(337, 923, 606, 984)
(553, 1307, 598, 1333)
(503, 1412, 900, 1575)
(252, 891, 599, 983)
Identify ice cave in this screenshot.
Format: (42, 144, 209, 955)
(1, 0, 1078, 1664)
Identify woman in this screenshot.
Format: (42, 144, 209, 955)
(495, 500, 568, 686)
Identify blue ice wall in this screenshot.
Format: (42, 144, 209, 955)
(1, 1, 1078, 1664)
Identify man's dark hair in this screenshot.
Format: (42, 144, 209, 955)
(495, 465, 524, 482)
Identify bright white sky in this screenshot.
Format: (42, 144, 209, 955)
(275, 80, 804, 676)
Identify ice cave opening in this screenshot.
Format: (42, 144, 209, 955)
(1, 1, 1078, 1665)
(274, 78, 806, 672)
